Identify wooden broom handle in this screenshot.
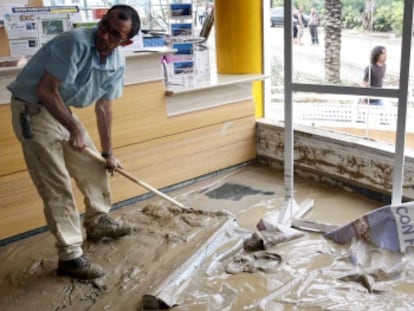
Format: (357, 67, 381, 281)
(83, 147, 188, 210)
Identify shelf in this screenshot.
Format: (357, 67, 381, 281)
(166, 73, 267, 116)
(166, 73, 267, 95)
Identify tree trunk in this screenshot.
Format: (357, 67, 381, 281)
(324, 0, 342, 84)
(363, 0, 375, 31)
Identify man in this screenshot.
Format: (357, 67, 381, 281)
(362, 45, 387, 105)
(7, 5, 140, 280)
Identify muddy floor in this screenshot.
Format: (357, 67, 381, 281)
(1, 163, 413, 310)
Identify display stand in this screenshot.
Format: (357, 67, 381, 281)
(164, 1, 195, 86)
(163, 1, 209, 87)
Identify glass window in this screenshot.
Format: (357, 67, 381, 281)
(267, 0, 414, 203)
(268, 0, 406, 147)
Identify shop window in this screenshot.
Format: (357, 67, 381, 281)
(268, 0, 409, 150)
(267, 0, 413, 202)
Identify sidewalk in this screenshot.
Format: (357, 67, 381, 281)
(270, 27, 410, 87)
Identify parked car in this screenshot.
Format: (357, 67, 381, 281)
(270, 7, 309, 27)
(270, 7, 284, 27)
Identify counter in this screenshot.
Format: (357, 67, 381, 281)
(166, 72, 267, 116)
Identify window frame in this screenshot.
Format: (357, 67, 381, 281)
(270, 0, 414, 205)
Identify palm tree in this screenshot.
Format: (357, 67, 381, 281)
(324, 0, 342, 84)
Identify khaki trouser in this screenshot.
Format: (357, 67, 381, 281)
(10, 97, 112, 261)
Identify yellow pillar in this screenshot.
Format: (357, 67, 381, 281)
(215, 0, 263, 117)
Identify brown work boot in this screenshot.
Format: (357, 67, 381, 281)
(57, 255, 105, 280)
(85, 214, 134, 241)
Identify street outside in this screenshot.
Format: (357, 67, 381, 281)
(267, 26, 414, 148)
(268, 26, 411, 87)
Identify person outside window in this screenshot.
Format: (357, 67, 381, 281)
(308, 8, 319, 45)
(292, 7, 298, 44)
(362, 45, 387, 105)
(198, 5, 206, 25)
(206, 3, 214, 18)
(296, 5, 305, 45)
(7, 5, 141, 280)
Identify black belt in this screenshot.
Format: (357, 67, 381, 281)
(12, 96, 40, 106)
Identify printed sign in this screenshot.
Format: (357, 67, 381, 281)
(391, 204, 414, 252)
(171, 23, 192, 37)
(4, 7, 75, 56)
(325, 201, 414, 253)
(169, 4, 192, 18)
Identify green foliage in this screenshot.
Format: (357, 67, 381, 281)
(342, 5, 362, 29)
(373, 1, 403, 34)
(343, 0, 365, 12)
(272, 0, 284, 7)
(271, 0, 322, 13)
(271, 0, 404, 34)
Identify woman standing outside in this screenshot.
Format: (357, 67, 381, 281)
(296, 5, 305, 45)
(309, 8, 319, 45)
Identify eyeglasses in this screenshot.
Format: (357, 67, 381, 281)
(98, 18, 127, 44)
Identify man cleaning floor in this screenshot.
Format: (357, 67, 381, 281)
(7, 4, 141, 280)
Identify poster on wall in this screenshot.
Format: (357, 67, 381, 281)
(8, 38, 39, 57)
(37, 14, 71, 47)
(0, 1, 27, 27)
(3, 13, 38, 39)
(11, 6, 80, 18)
(4, 6, 77, 57)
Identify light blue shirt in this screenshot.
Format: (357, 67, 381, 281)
(7, 28, 125, 107)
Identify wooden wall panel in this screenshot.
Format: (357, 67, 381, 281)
(0, 116, 255, 240)
(0, 29, 10, 57)
(0, 171, 45, 237)
(76, 82, 255, 149)
(101, 116, 256, 203)
(0, 104, 25, 175)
